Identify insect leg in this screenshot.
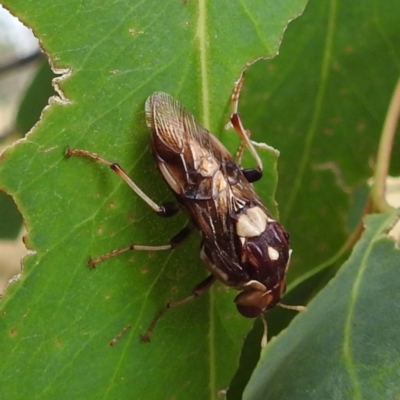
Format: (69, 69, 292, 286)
(259, 313, 268, 349)
(230, 73, 263, 174)
(141, 274, 216, 342)
(87, 224, 194, 267)
(277, 303, 307, 313)
(109, 324, 131, 347)
(66, 147, 179, 217)
(259, 304, 306, 349)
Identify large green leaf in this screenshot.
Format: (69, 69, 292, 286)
(244, 210, 400, 399)
(0, 1, 307, 399)
(228, 1, 400, 397)
(241, 0, 400, 279)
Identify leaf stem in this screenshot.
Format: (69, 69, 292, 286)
(371, 76, 400, 212)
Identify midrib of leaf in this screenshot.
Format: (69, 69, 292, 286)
(196, 0, 210, 130)
(101, 251, 176, 400)
(342, 214, 392, 399)
(195, 1, 216, 399)
(283, 0, 338, 222)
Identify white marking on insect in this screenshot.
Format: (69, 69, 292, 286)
(213, 171, 228, 205)
(267, 247, 280, 261)
(207, 202, 217, 236)
(199, 156, 219, 177)
(285, 250, 293, 272)
(236, 206, 268, 238)
(241, 280, 267, 291)
(232, 195, 246, 212)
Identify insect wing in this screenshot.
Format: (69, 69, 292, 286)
(145, 93, 231, 199)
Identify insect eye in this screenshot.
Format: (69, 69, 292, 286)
(234, 290, 266, 318)
(234, 289, 279, 318)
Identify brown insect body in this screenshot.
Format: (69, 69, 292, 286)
(146, 93, 290, 318)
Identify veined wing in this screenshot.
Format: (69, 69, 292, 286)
(146, 93, 233, 199)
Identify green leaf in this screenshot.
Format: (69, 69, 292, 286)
(244, 210, 400, 400)
(0, 1, 307, 399)
(228, 1, 400, 397)
(240, 0, 400, 282)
